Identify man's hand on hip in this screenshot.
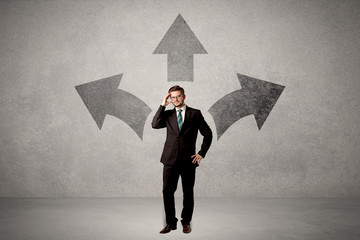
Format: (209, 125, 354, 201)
(191, 154, 203, 164)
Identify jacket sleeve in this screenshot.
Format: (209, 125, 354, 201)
(151, 105, 167, 129)
(197, 111, 213, 158)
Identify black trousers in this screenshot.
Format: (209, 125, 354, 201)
(162, 159, 196, 227)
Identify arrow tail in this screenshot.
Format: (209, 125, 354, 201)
(109, 90, 152, 140)
(209, 89, 254, 140)
(168, 54, 194, 82)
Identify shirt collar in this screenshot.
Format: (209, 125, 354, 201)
(175, 104, 186, 112)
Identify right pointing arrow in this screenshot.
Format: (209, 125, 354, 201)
(153, 14, 207, 82)
(209, 74, 285, 140)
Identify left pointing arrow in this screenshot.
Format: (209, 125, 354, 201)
(75, 74, 151, 140)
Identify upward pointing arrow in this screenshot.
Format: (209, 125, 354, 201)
(209, 74, 285, 140)
(75, 74, 151, 140)
(153, 14, 207, 82)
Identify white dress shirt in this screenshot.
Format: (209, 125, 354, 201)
(175, 104, 186, 124)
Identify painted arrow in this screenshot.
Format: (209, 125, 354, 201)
(153, 14, 207, 82)
(209, 74, 285, 140)
(75, 74, 151, 140)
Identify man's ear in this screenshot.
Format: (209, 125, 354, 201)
(183, 95, 186, 100)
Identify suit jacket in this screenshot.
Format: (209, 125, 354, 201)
(152, 105, 213, 166)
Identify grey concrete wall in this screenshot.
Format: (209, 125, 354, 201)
(1, 0, 359, 197)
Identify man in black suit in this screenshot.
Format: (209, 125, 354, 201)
(152, 85, 212, 234)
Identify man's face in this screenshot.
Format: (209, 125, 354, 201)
(170, 90, 185, 108)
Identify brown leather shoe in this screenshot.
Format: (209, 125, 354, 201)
(159, 225, 176, 234)
(183, 224, 191, 234)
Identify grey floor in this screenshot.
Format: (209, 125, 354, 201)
(1, 198, 359, 240)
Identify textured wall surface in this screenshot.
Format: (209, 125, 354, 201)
(1, 0, 359, 197)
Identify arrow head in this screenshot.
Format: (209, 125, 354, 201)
(237, 74, 285, 130)
(153, 14, 207, 55)
(75, 74, 123, 129)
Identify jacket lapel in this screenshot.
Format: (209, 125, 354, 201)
(180, 106, 192, 132)
(171, 108, 180, 133)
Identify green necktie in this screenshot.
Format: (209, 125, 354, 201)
(177, 109, 183, 130)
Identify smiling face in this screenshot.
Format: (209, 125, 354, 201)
(170, 90, 186, 108)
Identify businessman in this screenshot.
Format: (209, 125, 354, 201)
(152, 85, 212, 234)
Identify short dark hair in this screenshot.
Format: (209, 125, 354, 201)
(168, 85, 185, 95)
